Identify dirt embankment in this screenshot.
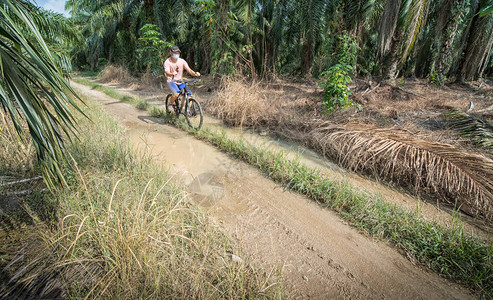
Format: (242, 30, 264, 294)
(71, 80, 478, 299)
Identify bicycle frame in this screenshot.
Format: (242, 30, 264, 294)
(173, 79, 199, 114)
(165, 79, 203, 130)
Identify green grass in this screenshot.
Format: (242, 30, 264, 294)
(0, 91, 283, 299)
(74, 78, 493, 297)
(135, 100, 149, 110)
(73, 77, 140, 105)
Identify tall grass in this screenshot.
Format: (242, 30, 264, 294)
(0, 111, 37, 179)
(208, 77, 285, 128)
(98, 65, 135, 84)
(0, 96, 283, 299)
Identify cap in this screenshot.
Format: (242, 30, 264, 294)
(170, 45, 181, 52)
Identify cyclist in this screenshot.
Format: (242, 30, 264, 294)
(164, 45, 200, 108)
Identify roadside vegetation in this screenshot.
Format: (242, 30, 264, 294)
(0, 96, 283, 299)
(209, 76, 493, 222)
(72, 77, 493, 297)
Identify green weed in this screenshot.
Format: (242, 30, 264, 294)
(136, 100, 149, 110)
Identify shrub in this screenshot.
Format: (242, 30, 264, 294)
(138, 24, 172, 74)
(318, 33, 360, 112)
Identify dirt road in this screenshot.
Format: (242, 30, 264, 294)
(72, 81, 474, 299)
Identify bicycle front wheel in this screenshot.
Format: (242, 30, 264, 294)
(185, 98, 203, 130)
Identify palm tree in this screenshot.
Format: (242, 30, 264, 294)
(433, 0, 467, 82)
(0, 0, 82, 185)
(297, 0, 334, 75)
(378, 0, 430, 80)
(457, 0, 493, 81)
(66, 0, 142, 70)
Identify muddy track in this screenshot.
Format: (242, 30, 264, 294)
(72, 81, 475, 299)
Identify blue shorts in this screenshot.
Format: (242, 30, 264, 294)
(168, 82, 191, 96)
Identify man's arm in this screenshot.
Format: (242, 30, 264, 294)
(164, 61, 177, 77)
(165, 70, 176, 77)
(184, 62, 200, 77)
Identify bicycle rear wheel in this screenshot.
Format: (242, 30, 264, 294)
(165, 94, 180, 116)
(185, 98, 203, 130)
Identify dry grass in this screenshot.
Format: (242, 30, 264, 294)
(0, 111, 36, 178)
(98, 65, 135, 84)
(0, 96, 283, 299)
(209, 77, 285, 128)
(98, 66, 163, 91)
(139, 69, 164, 90)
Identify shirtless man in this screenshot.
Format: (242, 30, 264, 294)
(163, 45, 200, 106)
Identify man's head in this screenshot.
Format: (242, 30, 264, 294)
(170, 45, 181, 59)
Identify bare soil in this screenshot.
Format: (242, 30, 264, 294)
(71, 80, 479, 299)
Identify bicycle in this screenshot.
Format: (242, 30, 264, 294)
(165, 79, 203, 130)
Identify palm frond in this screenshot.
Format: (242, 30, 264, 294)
(443, 109, 493, 150)
(398, 0, 430, 64)
(0, 0, 83, 186)
(310, 124, 493, 220)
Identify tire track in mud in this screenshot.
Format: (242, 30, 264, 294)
(72, 81, 475, 299)
(223, 175, 374, 298)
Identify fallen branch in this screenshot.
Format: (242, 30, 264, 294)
(2, 188, 47, 197)
(396, 86, 425, 99)
(1, 176, 42, 187)
(362, 83, 381, 95)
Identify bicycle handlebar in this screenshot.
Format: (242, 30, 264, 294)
(172, 78, 201, 84)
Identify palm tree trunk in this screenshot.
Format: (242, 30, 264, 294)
(458, 8, 493, 81)
(378, 0, 403, 79)
(144, 0, 154, 23)
(108, 43, 113, 64)
(378, 0, 402, 58)
(301, 36, 312, 76)
(435, 0, 466, 79)
(382, 36, 400, 79)
(478, 30, 493, 79)
(214, 0, 230, 75)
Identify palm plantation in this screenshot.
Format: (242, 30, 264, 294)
(63, 0, 493, 82)
(1, 0, 493, 299)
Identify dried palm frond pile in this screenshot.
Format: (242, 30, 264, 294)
(98, 65, 134, 84)
(443, 109, 493, 150)
(208, 77, 285, 128)
(309, 123, 493, 220)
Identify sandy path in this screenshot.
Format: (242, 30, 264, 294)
(72, 81, 475, 299)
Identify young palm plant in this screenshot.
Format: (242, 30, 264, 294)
(0, 0, 82, 186)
